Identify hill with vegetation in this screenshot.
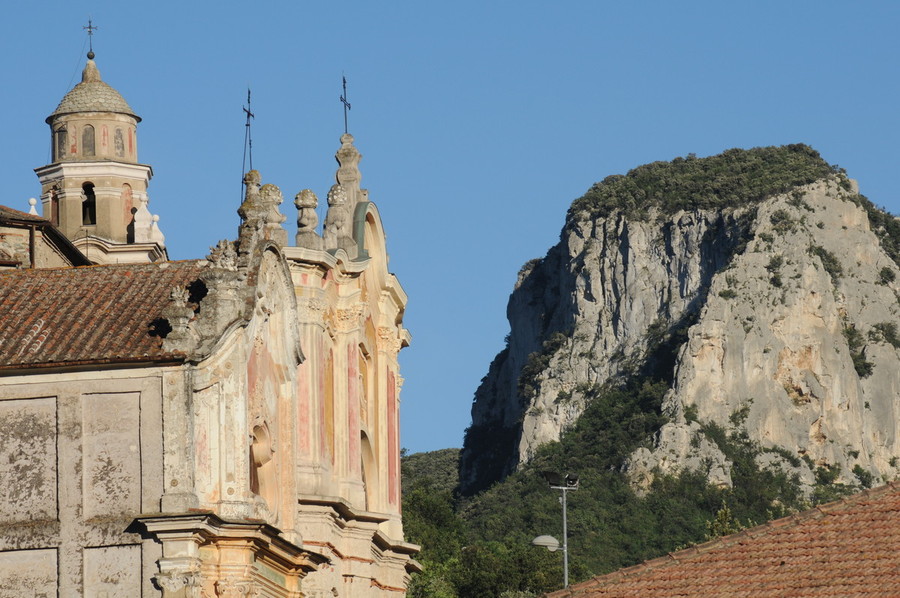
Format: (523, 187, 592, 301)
(403, 145, 900, 598)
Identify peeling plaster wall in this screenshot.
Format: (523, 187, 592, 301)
(0, 371, 166, 596)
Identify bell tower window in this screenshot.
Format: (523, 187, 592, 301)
(82, 183, 96, 225)
(82, 125, 95, 157)
(54, 127, 67, 161)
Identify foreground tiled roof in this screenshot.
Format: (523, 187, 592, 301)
(0, 204, 47, 223)
(547, 482, 900, 597)
(0, 261, 206, 369)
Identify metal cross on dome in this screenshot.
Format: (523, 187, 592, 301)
(83, 18, 98, 55)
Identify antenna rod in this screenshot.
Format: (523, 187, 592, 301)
(340, 75, 351, 134)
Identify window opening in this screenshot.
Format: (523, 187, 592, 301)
(82, 183, 96, 225)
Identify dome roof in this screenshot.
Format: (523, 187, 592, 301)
(47, 58, 140, 123)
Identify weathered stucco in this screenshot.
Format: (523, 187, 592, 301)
(0, 53, 415, 597)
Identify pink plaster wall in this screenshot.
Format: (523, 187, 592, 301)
(388, 370, 398, 507)
(347, 344, 360, 476)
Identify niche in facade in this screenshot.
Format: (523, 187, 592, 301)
(114, 128, 124, 158)
(82, 125, 95, 157)
(54, 127, 67, 161)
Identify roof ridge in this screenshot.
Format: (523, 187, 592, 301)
(0, 259, 207, 276)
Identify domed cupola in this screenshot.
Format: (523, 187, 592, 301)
(45, 52, 141, 164)
(35, 51, 166, 264)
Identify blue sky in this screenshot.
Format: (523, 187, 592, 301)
(5, 2, 899, 454)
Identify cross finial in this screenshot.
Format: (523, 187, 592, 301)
(340, 75, 351, 135)
(241, 88, 256, 202)
(243, 88, 255, 170)
(83, 18, 98, 57)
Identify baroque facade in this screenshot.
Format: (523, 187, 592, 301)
(0, 52, 417, 597)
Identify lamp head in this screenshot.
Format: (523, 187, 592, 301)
(532, 535, 560, 552)
(542, 471, 563, 486)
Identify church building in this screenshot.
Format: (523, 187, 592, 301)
(0, 50, 418, 597)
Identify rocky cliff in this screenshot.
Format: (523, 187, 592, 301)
(459, 146, 900, 496)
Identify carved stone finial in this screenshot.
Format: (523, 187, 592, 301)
(150, 214, 166, 246)
(244, 169, 261, 189)
(323, 185, 355, 255)
(295, 188, 318, 210)
(236, 171, 288, 248)
(207, 240, 238, 271)
(161, 286, 196, 351)
(239, 170, 262, 221)
(170, 286, 189, 307)
(258, 183, 288, 246)
(133, 197, 154, 242)
(335, 134, 362, 206)
(294, 190, 324, 250)
(327, 184, 347, 207)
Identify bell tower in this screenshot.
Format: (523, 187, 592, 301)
(34, 51, 166, 264)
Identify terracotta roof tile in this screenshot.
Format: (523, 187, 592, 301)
(546, 483, 900, 597)
(0, 260, 207, 369)
(0, 205, 47, 223)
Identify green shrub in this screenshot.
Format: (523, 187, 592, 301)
(766, 255, 784, 287)
(843, 324, 874, 377)
(852, 464, 875, 489)
(872, 322, 900, 349)
(846, 194, 900, 269)
(569, 145, 837, 221)
(808, 245, 843, 282)
(770, 210, 795, 234)
(879, 266, 896, 285)
(787, 194, 814, 212)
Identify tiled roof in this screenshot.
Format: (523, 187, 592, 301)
(547, 482, 900, 598)
(0, 204, 47, 223)
(0, 261, 207, 369)
(49, 59, 137, 120)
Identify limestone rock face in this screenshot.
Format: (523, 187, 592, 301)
(459, 176, 900, 495)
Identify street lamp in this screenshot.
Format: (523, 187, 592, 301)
(532, 471, 579, 588)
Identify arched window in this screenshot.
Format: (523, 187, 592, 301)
(82, 125, 95, 157)
(82, 183, 96, 225)
(114, 128, 124, 158)
(54, 128, 67, 161)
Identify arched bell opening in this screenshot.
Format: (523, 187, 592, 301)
(82, 182, 96, 226)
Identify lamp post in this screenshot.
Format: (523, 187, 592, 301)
(533, 471, 579, 588)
